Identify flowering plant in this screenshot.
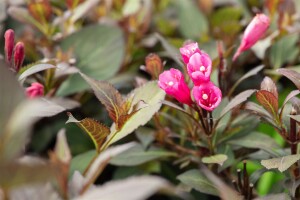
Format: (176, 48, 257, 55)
(1, 1, 300, 200)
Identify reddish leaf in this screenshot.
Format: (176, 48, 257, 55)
(277, 68, 300, 90)
(66, 113, 110, 152)
(256, 90, 278, 118)
(260, 76, 278, 99)
(80, 73, 124, 123)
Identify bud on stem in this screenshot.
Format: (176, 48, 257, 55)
(145, 53, 163, 79)
(4, 29, 15, 64)
(14, 42, 25, 72)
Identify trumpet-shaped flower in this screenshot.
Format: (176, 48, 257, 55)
(233, 13, 270, 61)
(187, 52, 212, 85)
(180, 42, 201, 64)
(26, 82, 44, 98)
(158, 68, 192, 105)
(192, 81, 222, 111)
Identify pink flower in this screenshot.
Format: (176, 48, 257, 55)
(180, 42, 201, 64)
(14, 42, 25, 72)
(4, 29, 14, 63)
(187, 52, 212, 85)
(26, 82, 44, 98)
(158, 68, 192, 105)
(192, 81, 222, 111)
(233, 13, 270, 61)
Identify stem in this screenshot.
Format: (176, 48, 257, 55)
(290, 108, 297, 155)
(237, 169, 243, 193)
(207, 135, 214, 154)
(243, 161, 249, 196)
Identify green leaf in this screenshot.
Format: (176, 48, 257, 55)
(227, 132, 281, 156)
(101, 81, 165, 150)
(202, 154, 228, 166)
(175, 0, 208, 40)
(155, 33, 183, 67)
(277, 68, 300, 90)
(110, 144, 176, 166)
(79, 73, 124, 123)
(70, 150, 96, 176)
(66, 113, 110, 153)
(177, 169, 218, 196)
(123, 0, 142, 16)
(135, 127, 155, 149)
(270, 34, 299, 69)
(261, 154, 300, 172)
(256, 90, 279, 119)
(211, 6, 242, 37)
(57, 24, 124, 96)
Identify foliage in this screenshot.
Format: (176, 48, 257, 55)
(1, 0, 300, 200)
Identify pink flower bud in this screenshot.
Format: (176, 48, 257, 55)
(187, 52, 212, 85)
(14, 42, 25, 72)
(192, 81, 222, 111)
(158, 68, 192, 105)
(180, 42, 201, 64)
(4, 29, 15, 63)
(26, 82, 44, 98)
(233, 14, 270, 61)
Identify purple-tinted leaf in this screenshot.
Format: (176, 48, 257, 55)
(18, 63, 56, 83)
(228, 65, 264, 96)
(279, 90, 300, 120)
(290, 97, 300, 113)
(75, 176, 171, 200)
(80, 72, 124, 123)
(218, 89, 256, 119)
(277, 68, 300, 89)
(260, 76, 278, 99)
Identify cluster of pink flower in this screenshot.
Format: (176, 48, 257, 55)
(158, 43, 222, 111)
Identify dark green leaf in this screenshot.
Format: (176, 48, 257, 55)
(57, 25, 124, 96)
(110, 144, 176, 166)
(177, 169, 218, 196)
(227, 132, 281, 156)
(270, 34, 299, 69)
(175, 0, 208, 40)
